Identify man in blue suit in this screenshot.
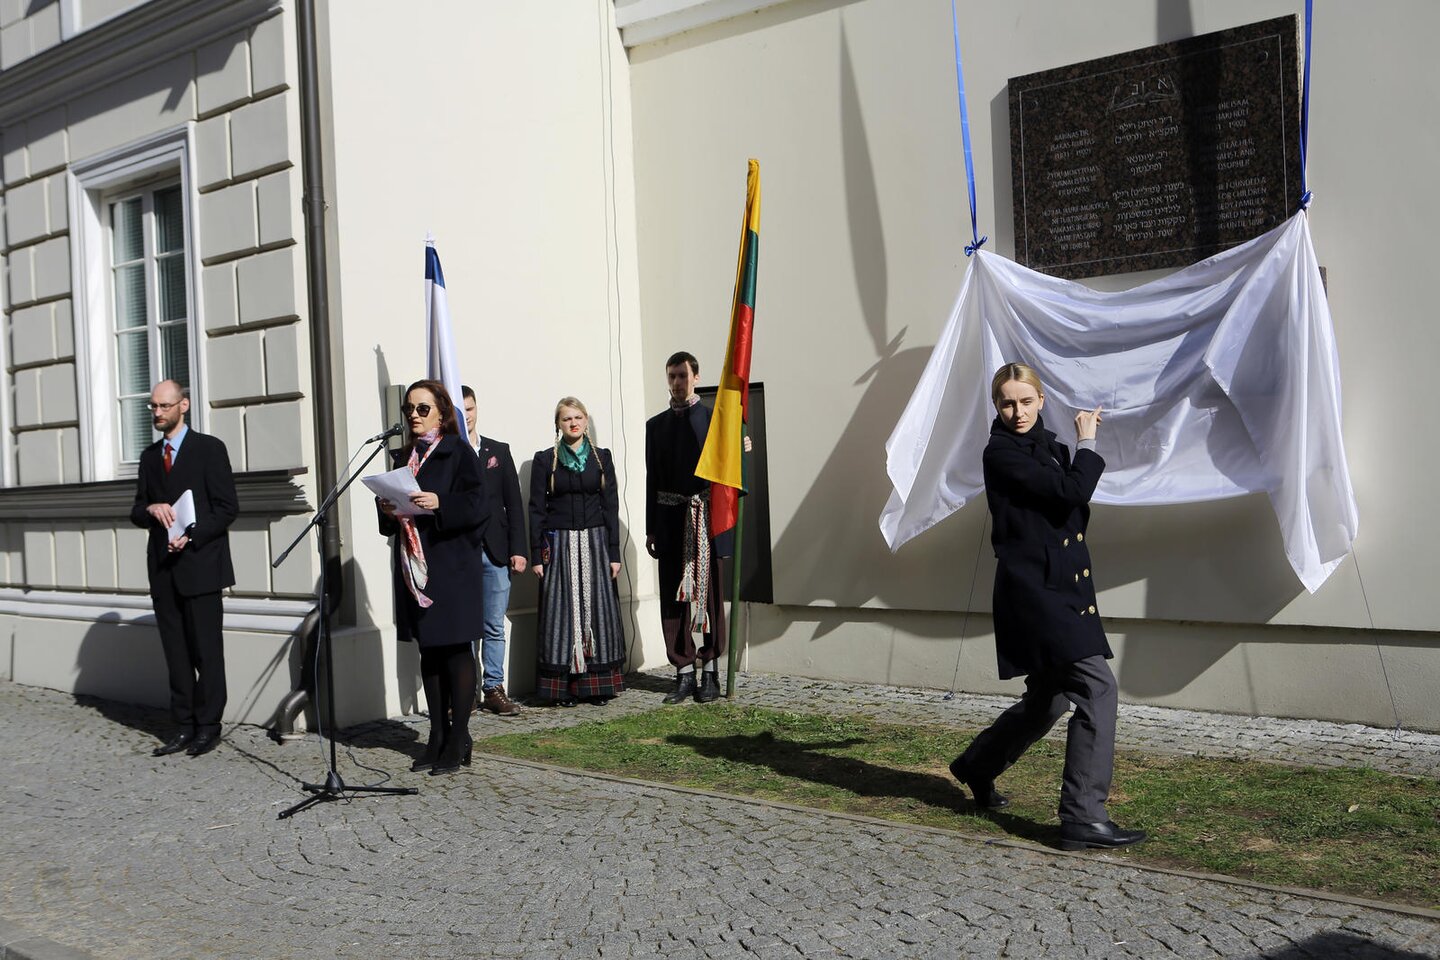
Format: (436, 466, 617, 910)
(462, 385, 526, 715)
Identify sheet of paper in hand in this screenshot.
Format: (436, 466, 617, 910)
(362, 466, 434, 516)
(167, 489, 196, 541)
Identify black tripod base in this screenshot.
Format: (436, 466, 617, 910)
(277, 770, 418, 820)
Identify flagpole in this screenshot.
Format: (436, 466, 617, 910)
(724, 431, 747, 700)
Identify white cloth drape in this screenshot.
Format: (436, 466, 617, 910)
(881, 212, 1357, 593)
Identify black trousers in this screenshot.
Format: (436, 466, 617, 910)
(957, 654, 1117, 823)
(150, 567, 227, 736)
(657, 549, 727, 669)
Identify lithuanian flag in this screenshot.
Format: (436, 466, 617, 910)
(696, 159, 760, 538)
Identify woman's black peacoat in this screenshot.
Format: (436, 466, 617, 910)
(377, 433, 490, 648)
(983, 415, 1112, 679)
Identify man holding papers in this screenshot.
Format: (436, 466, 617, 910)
(130, 380, 239, 758)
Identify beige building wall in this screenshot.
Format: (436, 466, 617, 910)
(0, 0, 318, 720)
(322, 0, 661, 718)
(624, 0, 1440, 728)
(3, 0, 1432, 732)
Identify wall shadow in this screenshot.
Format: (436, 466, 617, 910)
(71, 605, 303, 747)
(989, 88, 1014, 257)
(72, 683, 172, 743)
(68, 553, 396, 748)
(1155, 0, 1195, 45)
(628, 0, 869, 65)
(752, 23, 983, 638)
(748, 17, 1315, 704)
(668, 731, 1059, 846)
(1258, 933, 1435, 960)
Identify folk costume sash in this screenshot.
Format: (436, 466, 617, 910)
(557, 528, 596, 674)
(677, 493, 712, 634)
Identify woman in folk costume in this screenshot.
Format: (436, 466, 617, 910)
(949, 362, 1146, 851)
(377, 380, 489, 775)
(529, 397, 626, 706)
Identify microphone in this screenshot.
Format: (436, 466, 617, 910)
(366, 423, 403, 444)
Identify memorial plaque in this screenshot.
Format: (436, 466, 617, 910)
(1009, 16, 1302, 279)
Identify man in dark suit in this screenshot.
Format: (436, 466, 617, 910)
(129, 380, 238, 757)
(645, 351, 729, 705)
(462, 385, 526, 716)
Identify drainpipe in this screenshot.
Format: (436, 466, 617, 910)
(295, 0, 341, 595)
(270, 607, 321, 741)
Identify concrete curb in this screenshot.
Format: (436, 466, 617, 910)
(477, 750, 1440, 923)
(0, 919, 95, 960)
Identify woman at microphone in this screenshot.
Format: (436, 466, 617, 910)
(377, 380, 488, 775)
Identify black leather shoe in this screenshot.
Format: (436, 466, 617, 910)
(694, 671, 721, 703)
(662, 672, 697, 704)
(949, 757, 1009, 809)
(153, 732, 194, 757)
(185, 732, 221, 757)
(1059, 820, 1148, 851)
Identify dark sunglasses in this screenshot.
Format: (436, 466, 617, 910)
(401, 402, 434, 417)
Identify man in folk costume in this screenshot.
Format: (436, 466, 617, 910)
(646, 351, 729, 704)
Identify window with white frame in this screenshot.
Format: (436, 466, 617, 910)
(109, 181, 192, 464)
(69, 126, 202, 482)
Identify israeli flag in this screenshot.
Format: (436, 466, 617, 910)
(424, 234, 465, 433)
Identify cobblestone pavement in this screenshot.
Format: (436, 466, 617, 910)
(1, 675, 1436, 960)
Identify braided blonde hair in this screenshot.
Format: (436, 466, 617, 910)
(549, 397, 606, 494)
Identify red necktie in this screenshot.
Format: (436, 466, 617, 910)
(164, 443, 173, 473)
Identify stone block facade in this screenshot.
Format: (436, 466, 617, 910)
(0, 0, 317, 708)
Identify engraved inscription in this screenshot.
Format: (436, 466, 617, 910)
(1009, 16, 1303, 279)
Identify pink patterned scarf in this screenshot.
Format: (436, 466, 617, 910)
(398, 430, 441, 608)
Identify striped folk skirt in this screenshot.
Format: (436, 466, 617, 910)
(536, 526, 626, 701)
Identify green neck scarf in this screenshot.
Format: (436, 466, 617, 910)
(557, 437, 590, 473)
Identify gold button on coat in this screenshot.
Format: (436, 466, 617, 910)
(1062, 538, 1069, 546)
(1083, 568, 1090, 577)
(1088, 605, 1097, 614)
(1077, 532, 1085, 542)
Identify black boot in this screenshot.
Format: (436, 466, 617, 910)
(431, 646, 475, 775)
(415, 647, 452, 771)
(411, 722, 446, 772)
(695, 671, 721, 703)
(662, 672, 697, 704)
(429, 731, 472, 776)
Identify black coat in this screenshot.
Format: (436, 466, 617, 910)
(474, 435, 527, 567)
(644, 402, 734, 558)
(377, 434, 489, 648)
(983, 416, 1111, 679)
(528, 446, 619, 566)
(129, 429, 238, 597)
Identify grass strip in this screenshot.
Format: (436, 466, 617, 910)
(478, 704, 1440, 909)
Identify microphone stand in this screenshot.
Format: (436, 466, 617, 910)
(274, 428, 416, 820)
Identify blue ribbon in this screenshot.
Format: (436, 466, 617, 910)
(1298, 0, 1314, 209)
(950, 0, 987, 255)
